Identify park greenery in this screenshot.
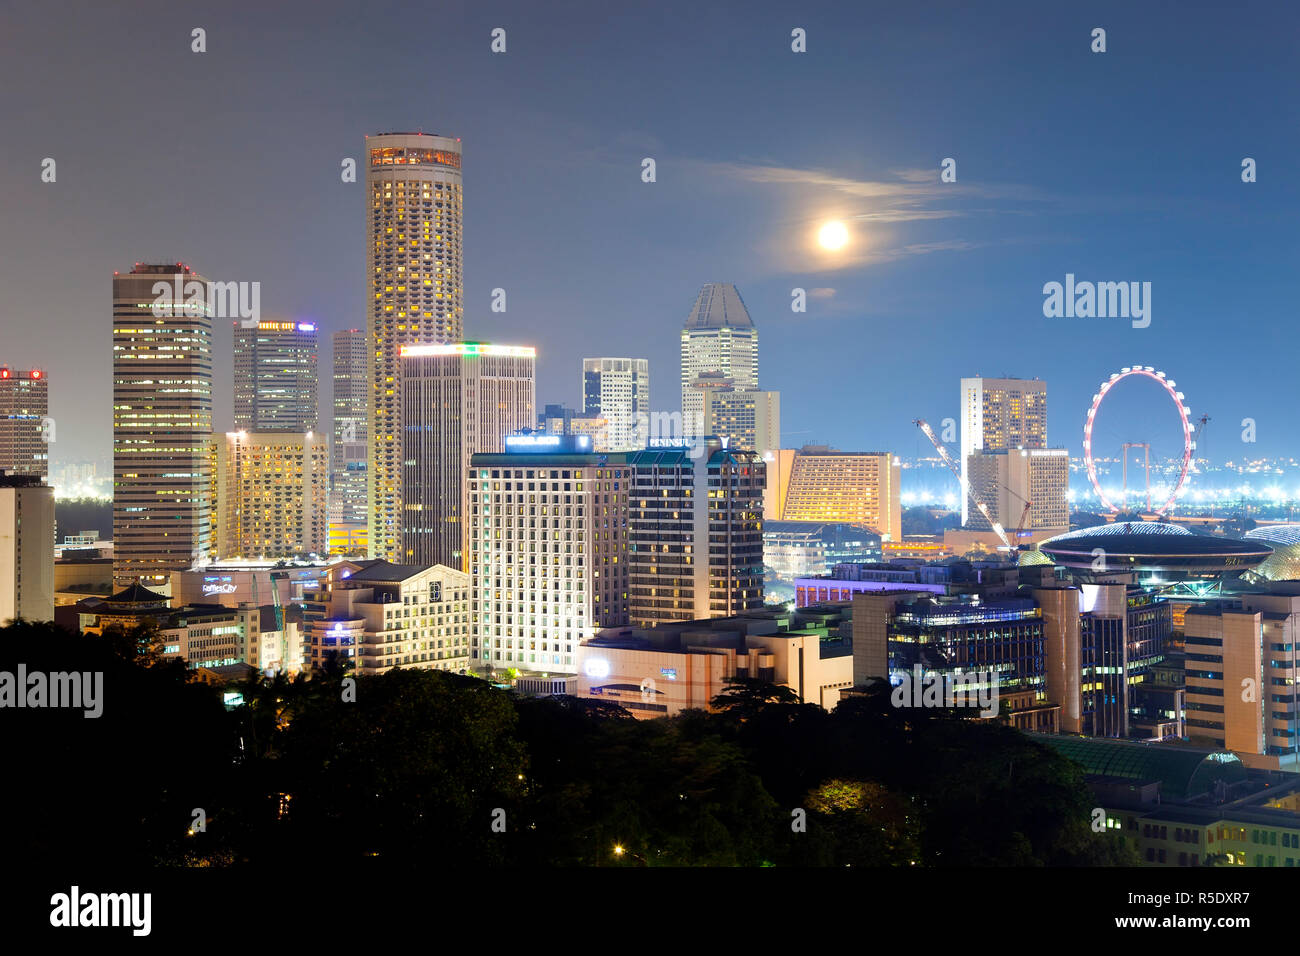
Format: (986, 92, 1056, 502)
(2, 619, 1136, 867)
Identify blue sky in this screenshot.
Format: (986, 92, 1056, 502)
(1, 0, 1296, 469)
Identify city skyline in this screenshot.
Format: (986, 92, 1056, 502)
(2, 0, 1297, 473)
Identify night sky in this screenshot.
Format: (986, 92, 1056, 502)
(2, 0, 1297, 472)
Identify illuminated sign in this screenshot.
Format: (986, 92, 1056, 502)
(400, 343, 535, 359)
(583, 658, 610, 679)
(202, 584, 238, 595)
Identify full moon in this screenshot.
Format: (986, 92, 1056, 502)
(818, 220, 849, 251)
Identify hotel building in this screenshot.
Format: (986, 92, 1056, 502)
(703, 387, 781, 457)
(367, 132, 464, 560)
(468, 435, 630, 675)
(216, 431, 329, 559)
(400, 343, 535, 569)
(959, 376, 1048, 526)
(305, 558, 472, 675)
(0, 368, 49, 478)
(626, 441, 765, 627)
(765, 446, 901, 542)
(112, 263, 214, 588)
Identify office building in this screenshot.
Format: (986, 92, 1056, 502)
(538, 403, 609, 450)
(959, 376, 1048, 525)
(703, 387, 780, 457)
(766, 446, 901, 542)
(331, 328, 369, 530)
(680, 283, 757, 429)
(112, 263, 214, 589)
(627, 441, 765, 627)
(304, 559, 472, 675)
(367, 132, 464, 561)
(468, 435, 631, 675)
(0, 368, 49, 478)
(216, 431, 329, 559)
(0, 472, 54, 623)
(582, 357, 649, 451)
(233, 320, 319, 431)
(400, 343, 535, 569)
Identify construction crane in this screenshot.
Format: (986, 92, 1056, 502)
(913, 418, 1012, 550)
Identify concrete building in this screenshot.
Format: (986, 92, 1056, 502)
(468, 436, 630, 676)
(0, 472, 54, 623)
(233, 320, 319, 431)
(959, 376, 1048, 526)
(367, 132, 464, 561)
(304, 558, 472, 675)
(680, 284, 757, 429)
(703, 387, 780, 457)
(765, 446, 901, 542)
(216, 431, 329, 559)
(331, 328, 369, 532)
(576, 604, 854, 717)
(0, 368, 49, 478)
(582, 358, 649, 451)
(1183, 584, 1300, 769)
(626, 442, 765, 627)
(399, 343, 535, 569)
(964, 447, 1069, 538)
(112, 263, 214, 588)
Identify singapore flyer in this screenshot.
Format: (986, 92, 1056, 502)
(1083, 366, 1193, 515)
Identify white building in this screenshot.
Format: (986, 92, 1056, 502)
(0, 473, 54, 623)
(305, 559, 472, 675)
(680, 284, 757, 429)
(582, 357, 649, 451)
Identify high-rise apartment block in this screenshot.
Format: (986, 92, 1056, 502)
(0, 472, 54, 623)
(400, 343, 535, 570)
(233, 320, 319, 431)
(582, 357, 649, 451)
(367, 132, 464, 560)
(112, 263, 213, 588)
(217, 431, 329, 559)
(0, 368, 49, 479)
(765, 446, 901, 542)
(627, 442, 765, 626)
(468, 436, 631, 675)
(680, 284, 757, 430)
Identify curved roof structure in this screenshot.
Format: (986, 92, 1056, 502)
(1031, 734, 1246, 800)
(1038, 521, 1271, 577)
(684, 283, 754, 330)
(1246, 524, 1300, 581)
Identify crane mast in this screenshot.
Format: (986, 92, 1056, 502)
(913, 418, 1012, 550)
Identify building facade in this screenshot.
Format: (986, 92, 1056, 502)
(400, 343, 535, 569)
(367, 132, 465, 561)
(216, 431, 329, 559)
(767, 446, 901, 542)
(703, 387, 780, 457)
(626, 442, 765, 627)
(468, 437, 631, 675)
(0, 472, 54, 623)
(680, 283, 757, 429)
(233, 320, 319, 431)
(112, 263, 214, 588)
(331, 328, 369, 530)
(959, 376, 1048, 526)
(0, 368, 49, 478)
(582, 357, 649, 451)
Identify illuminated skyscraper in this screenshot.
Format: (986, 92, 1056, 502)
(703, 387, 780, 457)
(582, 357, 649, 451)
(767, 446, 901, 542)
(400, 343, 534, 570)
(959, 377, 1048, 526)
(0, 367, 49, 478)
(217, 431, 329, 559)
(112, 263, 213, 588)
(332, 328, 369, 529)
(367, 132, 464, 561)
(233, 320, 319, 431)
(680, 284, 757, 430)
